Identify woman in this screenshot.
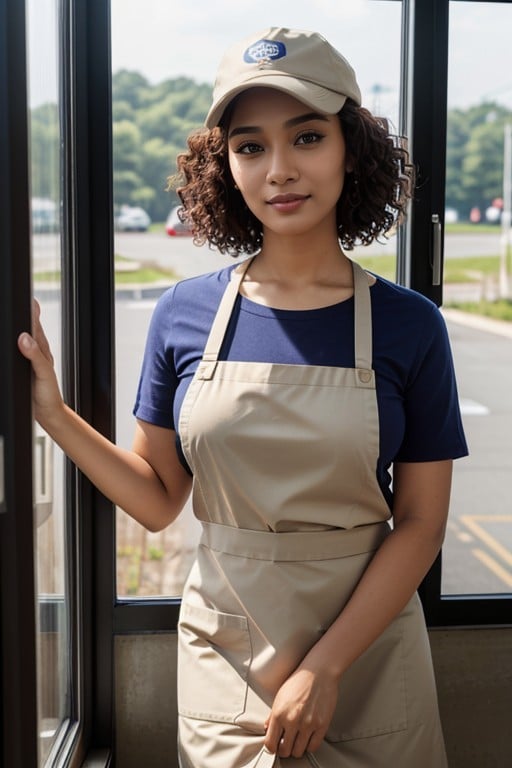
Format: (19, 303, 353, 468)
(20, 27, 467, 768)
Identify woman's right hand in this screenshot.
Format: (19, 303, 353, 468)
(17, 299, 65, 427)
(17, 301, 191, 531)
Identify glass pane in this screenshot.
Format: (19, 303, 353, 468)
(111, 0, 403, 596)
(442, 1, 512, 594)
(27, 0, 71, 761)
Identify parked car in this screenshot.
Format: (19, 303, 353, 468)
(444, 207, 458, 224)
(165, 205, 193, 236)
(32, 197, 59, 233)
(116, 206, 151, 232)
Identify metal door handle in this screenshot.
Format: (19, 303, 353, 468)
(431, 213, 442, 286)
(34, 427, 53, 526)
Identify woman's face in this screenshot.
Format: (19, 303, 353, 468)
(227, 87, 349, 240)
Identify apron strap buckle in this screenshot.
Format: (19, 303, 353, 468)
(197, 354, 218, 380)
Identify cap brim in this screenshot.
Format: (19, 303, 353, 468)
(205, 75, 348, 129)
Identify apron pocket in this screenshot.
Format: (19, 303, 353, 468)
(178, 602, 251, 723)
(325, 619, 407, 742)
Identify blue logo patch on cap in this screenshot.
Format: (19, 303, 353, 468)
(244, 39, 286, 64)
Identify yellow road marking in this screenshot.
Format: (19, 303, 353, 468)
(471, 548, 512, 589)
(460, 515, 512, 568)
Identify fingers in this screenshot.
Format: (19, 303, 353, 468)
(276, 728, 310, 759)
(18, 300, 54, 366)
(17, 332, 52, 379)
(18, 331, 37, 360)
(31, 300, 54, 364)
(307, 728, 326, 754)
(263, 714, 282, 754)
(264, 713, 316, 759)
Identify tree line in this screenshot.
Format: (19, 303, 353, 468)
(30, 70, 512, 224)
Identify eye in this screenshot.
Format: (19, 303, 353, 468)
(233, 141, 263, 155)
(296, 130, 324, 146)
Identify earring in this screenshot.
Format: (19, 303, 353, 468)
(234, 183, 239, 190)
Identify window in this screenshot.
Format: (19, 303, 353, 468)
(27, 0, 71, 761)
(441, 1, 512, 596)
(111, 0, 404, 599)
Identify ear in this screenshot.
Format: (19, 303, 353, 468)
(345, 156, 355, 174)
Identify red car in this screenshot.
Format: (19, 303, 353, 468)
(165, 206, 193, 236)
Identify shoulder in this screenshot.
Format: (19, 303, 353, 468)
(169, 263, 238, 313)
(370, 273, 445, 337)
(371, 273, 438, 315)
(173, 264, 235, 299)
(368, 274, 453, 382)
(151, 263, 236, 325)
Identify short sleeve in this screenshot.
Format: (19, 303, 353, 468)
(395, 305, 468, 462)
(133, 286, 178, 429)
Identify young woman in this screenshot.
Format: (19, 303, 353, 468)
(20, 27, 467, 768)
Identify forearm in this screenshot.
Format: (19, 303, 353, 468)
(302, 518, 444, 680)
(41, 403, 187, 531)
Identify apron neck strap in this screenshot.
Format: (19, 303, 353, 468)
(200, 257, 254, 367)
(352, 260, 373, 371)
(200, 256, 372, 374)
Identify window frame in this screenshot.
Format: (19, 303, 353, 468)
(0, 0, 39, 764)
(108, 0, 511, 636)
(67, 0, 117, 755)
(2, 0, 118, 764)
(3, 3, 511, 765)
(404, 0, 512, 626)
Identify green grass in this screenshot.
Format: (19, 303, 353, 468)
(357, 254, 507, 284)
(358, 253, 512, 322)
(114, 266, 176, 284)
(356, 255, 396, 280)
(148, 221, 166, 233)
(446, 299, 512, 322)
(445, 222, 502, 235)
(444, 255, 503, 282)
(34, 271, 62, 283)
(34, 257, 178, 285)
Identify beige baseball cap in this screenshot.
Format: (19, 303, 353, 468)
(205, 27, 361, 129)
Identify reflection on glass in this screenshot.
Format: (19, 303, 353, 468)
(442, 2, 512, 595)
(27, 0, 70, 762)
(111, 0, 403, 597)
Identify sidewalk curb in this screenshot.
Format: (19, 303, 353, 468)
(34, 283, 174, 302)
(442, 307, 512, 338)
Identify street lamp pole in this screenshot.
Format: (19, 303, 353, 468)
(499, 122, 511, 298)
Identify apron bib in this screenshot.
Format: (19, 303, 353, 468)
(177, 259, 447, 768)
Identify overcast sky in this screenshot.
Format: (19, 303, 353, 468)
(28, 0, 512, 114)
(110, 0, 512, 112)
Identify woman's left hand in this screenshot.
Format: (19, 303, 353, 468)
(264, 665, 339, 758)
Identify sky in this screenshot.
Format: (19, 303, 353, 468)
(110, 0, 512, 112)
(27, 0, 512, 114)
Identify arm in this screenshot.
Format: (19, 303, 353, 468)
(18, 302, 191, 532)
(264, 459, 452, 758)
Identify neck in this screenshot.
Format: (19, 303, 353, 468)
(255, 228, 352, 286)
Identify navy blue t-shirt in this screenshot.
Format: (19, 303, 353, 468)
(134, 264, 468, 508)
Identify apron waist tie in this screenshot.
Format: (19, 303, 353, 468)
(199, 520, 390, 562)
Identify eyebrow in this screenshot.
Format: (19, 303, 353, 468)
(228, 111, 330, 139)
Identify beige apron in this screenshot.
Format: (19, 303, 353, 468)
(177, 259, 447, 768)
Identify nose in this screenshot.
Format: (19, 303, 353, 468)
(265, 146, 299, 185)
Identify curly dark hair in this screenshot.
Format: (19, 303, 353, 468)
(171, 99, 414, 256)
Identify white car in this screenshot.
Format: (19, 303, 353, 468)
(116, 206, 151, 232)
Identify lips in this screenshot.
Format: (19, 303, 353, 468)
(266, 193, 310, 212)
(267, 193, 309, 204)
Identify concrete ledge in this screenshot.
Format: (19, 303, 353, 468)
(442, 307, 512, 338)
